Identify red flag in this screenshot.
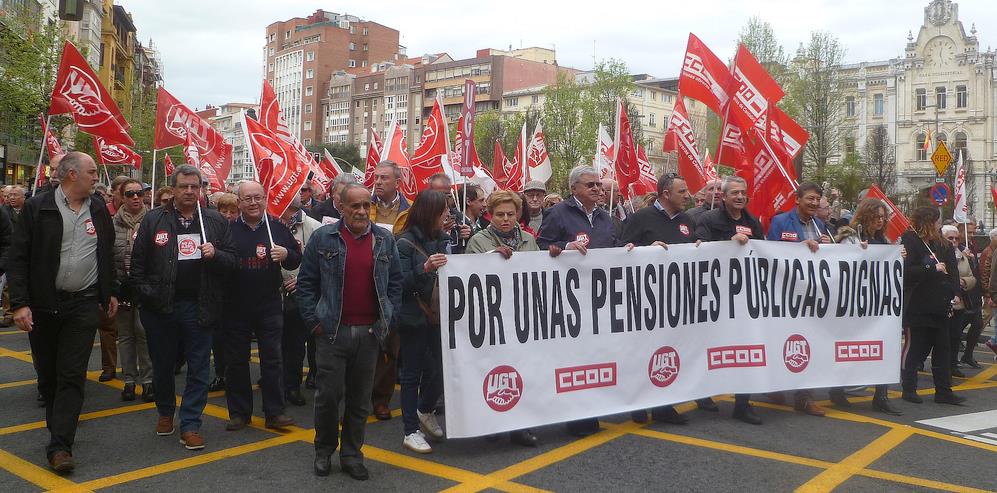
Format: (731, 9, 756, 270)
(259, 79, 330, 192)
(154, 88, 226, 155)
(663, 97, 709, 193)
(49, 41, 133, 146)
(384, 121, 417, 201)
(500, 120, 527, 193)
(94, 136, 142, 169)
(728, 44, 784, 132)
(526, 121, 553, 183)
(492, 140, 513, 190)
(766, 105, 809, 163)
(742, 132, 796, 224)
(716, 118, 747, 169)
(319, 149, 343, 180)
(411, 98, 449, 189)
(459, 80, 477, 177)
(678, 33, 734, 115)
(242, 115, 311, 217)
(613, 100, 641, 195)
(362, 128, 382, 189)
(865, 184, 911, 243)
(703, 149, 719, 182)
(629, 144, 658, 199)
(38, 114, 65, 162)
(164, 154, 175, 176)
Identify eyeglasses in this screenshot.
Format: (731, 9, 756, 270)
(123, 190, 145, 198)
(581, 181, 602, 189)
(241, 195, 266, 204)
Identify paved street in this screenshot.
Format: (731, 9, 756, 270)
(1, 328, 997, 492)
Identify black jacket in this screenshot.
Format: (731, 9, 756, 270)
(619, 204, 698, 246)
(307, 198, 340, 223)
(901, 230, 959, 328)
(0, 206, 12, 274)
(129, 204, 236, 326)
(694, 205, 764, 242)
(8, 189, 116, 312)
(537, 197, 617, 250)
(396, 227, 450, 329)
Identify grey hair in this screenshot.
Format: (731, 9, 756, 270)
(339, 182, 368, 203)
(722, 176, 748, 193)
(331, 173, 357, 188)
(988, 228, 997, 240)
(376, 160, 401, 180)
(568, 165, 599, 188)
(170, 164, 203, 186)
(56, 151, 91, 181)
(941, 224, 959, 236)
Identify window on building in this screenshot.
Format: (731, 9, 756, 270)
(916, 133, 927, 160)
(364, 83, 370, 91)
(285, 30, 290, 39)
(363, 43, 368, 52)
(349, 59, 356, 68)
(304, 121, 312, 131)
(306, 51, 315, 62)
(305, 103, 313, 114)
(954, 131, 968, 159)
(269, 47, 274, 56)
(531, 95, 539, 105)
(504, 97, 518, 107)
(356, 101, 361, 108)
(915, 88, 927, 111)
(957, 85, 968, 108)
(306, 69, 314, 79)
(306, 86, 313, 96)
(874, 94, 884, 116)
(373, 82, 379, 89)
(363, 27, 368, 36)
(268, 63, 274, 72)
(372, 99, 377, 109)
(350, 42, 356, 51)
(651, 91, 657, 101)
(361, 60, 367, 67)
(304, 138, 311, 145)
(648, 112, 656, 127)
(845, 96, 855, 117)
(935, 86, 946, 109)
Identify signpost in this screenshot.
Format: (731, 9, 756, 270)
(932, 140, 953, 176)
(930, 183, 951, 207)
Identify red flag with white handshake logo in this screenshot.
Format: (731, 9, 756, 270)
(49, 41, 133, 146)
(663, 96, 709, 193)
(94, 136, 142, 169)
(154, 87, 232, 186)
(242, 115, 311, 218)
(411, 98, 450, 189)
(525, 121, 552, 184)
(38, 114, 65, 162)
(164, 154, 175, 176)
(259, 79, 331, 191)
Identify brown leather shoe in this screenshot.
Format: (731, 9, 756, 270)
(180, 431, 205, 450)
(766, 392, 786, 405)
(794, 398, 826, 417)
(374, 404, 391, 421)
(48, 451, 74, 473)
(156, 416, 175, 436)
(265, 415, 295, 430)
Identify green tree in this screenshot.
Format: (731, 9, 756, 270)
(308, 142, 362, 173)
(787, 31, 846, 177)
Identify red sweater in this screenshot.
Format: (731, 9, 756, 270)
(340, 230, 378, 325)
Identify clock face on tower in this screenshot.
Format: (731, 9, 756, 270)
(924, 38, 956, 67)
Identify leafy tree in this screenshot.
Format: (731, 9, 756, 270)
(862, 124, 896, 196)
(787, 31, 846, 176)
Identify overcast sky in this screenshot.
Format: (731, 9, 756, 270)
(117, 0, 997, 110)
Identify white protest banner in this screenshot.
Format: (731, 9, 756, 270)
(438, 240, 903, 438)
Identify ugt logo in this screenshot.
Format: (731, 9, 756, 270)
(482, 365, 522, 412)
(783, 334, 810, 373)
(648, 346, 680, 388)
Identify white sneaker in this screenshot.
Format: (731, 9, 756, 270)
(403, 431, 432, 454)
(417, 410, 444, 439)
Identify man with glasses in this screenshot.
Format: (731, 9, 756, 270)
(221, 181, 300, 431)
(130, 165, 236, 451)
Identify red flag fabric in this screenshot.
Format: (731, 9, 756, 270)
(630, 144, 658, 199)
(716, 118, 747, 169)
(384, 121, 417, 201)
(766, 105, 809, 163)
(502, 121, 527, 193)
(613, 100, 641, 195)
(491, 140, 512, 190)
(742, 131, 796, 224)
(319, 149, 344, 181)
(411, 98, 449, 189)
(866, 184, 911, 243)
(94, 136, 142, 169)
(154, 88, 226, 155)
(49, 41, 133, 146)
(703, 149, 719, 182)
(678, 33, 734, 115)
(594, 123, 615, 180)
(259, 79, 331, 192)
(526, 121, 553, 183)
(363, 128, 382, 189)
(459, 80, 478, 177)
(728, 44, 784, 132)
(242, 115, 311, 217)
(38, 114, 64, 162)
(663, 97, 709, 193)
(164, 154, 175, 176)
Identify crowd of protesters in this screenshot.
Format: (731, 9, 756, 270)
(5, 152, 992, 480)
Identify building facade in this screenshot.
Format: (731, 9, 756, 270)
(200, 103, 259, 185)
(97, 0, 135, 119)
(61, 0, 104, 67)
(264, 10, 401, 146)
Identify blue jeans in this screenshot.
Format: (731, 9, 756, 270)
(398, 323, 443, 436)
(142, 301, 212, 433)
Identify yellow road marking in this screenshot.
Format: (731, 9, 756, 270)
(632, 427, 831, 468)
(0, 329, 24, 335)
(795, 427, 913, 492)
(0, 378, 36, 390)
(964, 363, 997, 386)
(0, 401, 160, 436)
(0, 448, 83, 491)
(857, 468, 994, 493)
(0, 346, 34, 363)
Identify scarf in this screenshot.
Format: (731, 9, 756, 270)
(116, 207, 147, 273)
(489, 224, 521, 250)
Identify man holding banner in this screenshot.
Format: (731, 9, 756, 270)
(130, 165, 236, 451)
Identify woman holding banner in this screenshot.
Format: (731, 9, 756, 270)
(396, 190, 450, 454)
(900, 207, 966, 406)
(466, 190, 540, 447)
(831, 198, 903, 415)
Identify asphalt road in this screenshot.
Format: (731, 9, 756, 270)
(1, 328, 996, 493)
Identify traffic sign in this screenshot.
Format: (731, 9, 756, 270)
(929, 183, 950, 206)
(932, 140, 953, 176)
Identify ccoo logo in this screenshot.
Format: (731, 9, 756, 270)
(483, 365, 522, 412)
(783, 334, 810, 373)
(648, 346, 680, 388)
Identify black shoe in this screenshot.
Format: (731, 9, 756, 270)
(208, 377, 226, 392)
(733, 404, 762, 425)
(872, 397, 903, 416)
(141, 383, 155, 403)
(651, 406, 689, 425)
(829, 389, 852, 407)
(226, 416, 248, 431)
(285, 389, 306, 406)
(951, 367, 966, 378)
(304, 372, 316, 390)
(121, 383, 136, 401)
(314, 455, 331, 477)
(510, 429, 539, 447)
(98, 370, 115, 382)
(341, 462, 369, 481)
(630, 410, 648, 424)
(961, 357, 982, 369)
(565, 419, 600, 437)
(901, 391, 923, 404)
(934, 393, 967, 405)
(696, 398, 719, 412)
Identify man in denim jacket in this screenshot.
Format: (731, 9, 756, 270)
(296, 183, 402, 480)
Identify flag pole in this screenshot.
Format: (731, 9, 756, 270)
(151, 148, 158, 206)
(196, 200, 208, 243)
(33, 114, 53, 194)
(102, 164, 112, 187)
